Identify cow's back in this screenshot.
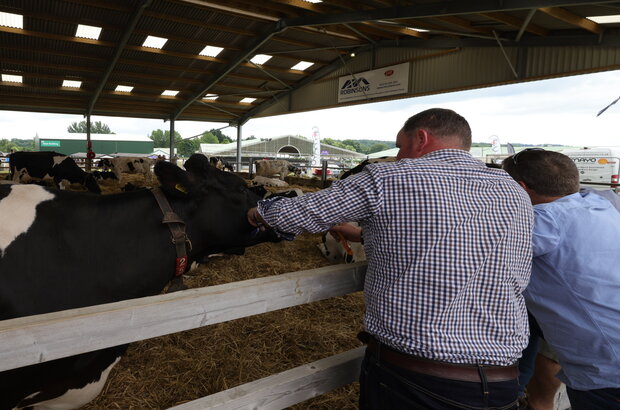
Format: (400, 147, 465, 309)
(8, 151, 63, 180)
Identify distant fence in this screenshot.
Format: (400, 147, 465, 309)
(0, 155, 8, 173)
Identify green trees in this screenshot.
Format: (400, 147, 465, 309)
(322, 138, 393, 154)
(149, 129, 182, 148)
(67, 121, 113, 134)
(148, 129, 233, 157)
(176, 138, 200, 157)
(0, 139, 34, 152)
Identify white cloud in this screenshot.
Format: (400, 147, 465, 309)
(1, 70, 619, 148)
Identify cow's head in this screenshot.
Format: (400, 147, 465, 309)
(288, 165, 302, 176)
(154, 154, 279, 260)
(83, 173, 102, 194)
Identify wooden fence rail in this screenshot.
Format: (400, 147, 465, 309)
(0, 263, 367, 373)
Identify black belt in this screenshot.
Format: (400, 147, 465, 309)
(359, 332, 518, 383)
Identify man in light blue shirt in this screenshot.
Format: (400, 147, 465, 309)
(503, 149, 620, 409)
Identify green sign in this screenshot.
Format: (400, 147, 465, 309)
(41, 140, 61, 147)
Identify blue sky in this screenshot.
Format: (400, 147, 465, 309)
(1, 69, 619, 147)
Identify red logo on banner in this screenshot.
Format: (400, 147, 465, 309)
(385, 70, 394, 76)
(175, 256, 187, 276)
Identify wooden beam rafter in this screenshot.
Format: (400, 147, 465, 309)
(480, 11, 548, 36)
(539, 7, 602, 35)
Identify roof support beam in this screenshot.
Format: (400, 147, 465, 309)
(172, 21, 287, 120)
(538, 7, 603, 34)
(516, 8, 538, 41)
(280, 1, 620, 28)
(87, 0, 152, 116)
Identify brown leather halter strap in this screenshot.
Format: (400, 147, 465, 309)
(151, 187, 192, 276)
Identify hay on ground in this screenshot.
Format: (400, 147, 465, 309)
(81, 173, 365, 409)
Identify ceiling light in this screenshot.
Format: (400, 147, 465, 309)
(240, 97, 256, 103)
(291, 61, 313, 71)
(588, 15, 620, 24)
(162, 90, 179, 96)
(62, 80, 82, 88)
(0, 12, 23, 29)
(115, 85, 133, 93)
(200, 45, 224, 57)
(143, 35, 168, 49)
(203, 94, 218, 100)
(250, 54, 272, 65)
(2, 74, 23, 83)
(350, 52, 356, 58)
(75, 24, 102, 40)
(406, 27, 429, 32)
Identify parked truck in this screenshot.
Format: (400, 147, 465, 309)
(561, 147, 620, 192)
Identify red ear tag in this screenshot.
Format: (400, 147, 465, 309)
(175, 256, 188, 276)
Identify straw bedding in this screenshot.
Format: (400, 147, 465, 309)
(77, 174, 365, 409)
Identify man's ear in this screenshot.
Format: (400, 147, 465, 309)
(415, 129, 431, 154)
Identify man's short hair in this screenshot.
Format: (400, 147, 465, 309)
(502, 149, 580, 196)
(403, 108, 472, 149)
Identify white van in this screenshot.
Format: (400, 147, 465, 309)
(561, 147, 620, 192)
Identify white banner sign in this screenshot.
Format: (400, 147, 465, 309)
(338, 62, 409, 103)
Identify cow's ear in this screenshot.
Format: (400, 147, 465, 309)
(154, 161, 194, 197)
(183, 154, 212, 177)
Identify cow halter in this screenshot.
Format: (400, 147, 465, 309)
(150, 187, 192, 277)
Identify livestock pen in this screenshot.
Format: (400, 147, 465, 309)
(0, 174, 367, 408)
(0, 260, 367, 408)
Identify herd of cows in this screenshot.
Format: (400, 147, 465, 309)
(0, 152, 383, 409)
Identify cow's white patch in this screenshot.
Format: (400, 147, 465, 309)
(251, 176, 289, 187)
(0, 185, 54, 257)
(52, 156, 67, 166)
(19, 357, 120, 410)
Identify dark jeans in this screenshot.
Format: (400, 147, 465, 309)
(517, 311, 544, 395)
(359, 347, 519, 410)
(566, 386, 620, 410)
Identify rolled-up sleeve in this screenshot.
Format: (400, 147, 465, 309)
(257, 168, 382, 236)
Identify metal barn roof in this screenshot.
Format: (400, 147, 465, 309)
(1, 1, 620, 127)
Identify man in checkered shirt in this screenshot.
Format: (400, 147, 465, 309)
(248, 108, 533, 409)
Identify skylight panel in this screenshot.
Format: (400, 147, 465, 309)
(143, 35, 168, 49)
(115, 85, 133, 93)
(240, 97, 256, 103)
(588, 15, 620, 24)
(250, 54, 272, 65)
(291, 61, 313, 71)
(2, 74, 23, 83)
(0, 12, 23, 29)
(203, 94, 218, 100)
(200, 45, 224, 57)
(303, 0, 322, 3)
(162, 90, 179, 97)
(406, 27, 429, 32)
(75, 24, 102, 40)
(62, 80, 82, 88)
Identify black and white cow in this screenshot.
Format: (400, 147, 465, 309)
(317, 222, 366, 264)
(97, 156, 155, 185)
(9, 151, 101, 194)
(254, 159, 301, 181)
(0, 154, 279, 409)
(317, 158, 398, 264)
(339, 156, 396, 180)
(209, 156, 234, 172)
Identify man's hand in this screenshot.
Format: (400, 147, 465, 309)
(328, 222, 362, 243)
(247, 207, 268, 231)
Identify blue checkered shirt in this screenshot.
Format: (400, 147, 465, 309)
(258, 149, 533, 365)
